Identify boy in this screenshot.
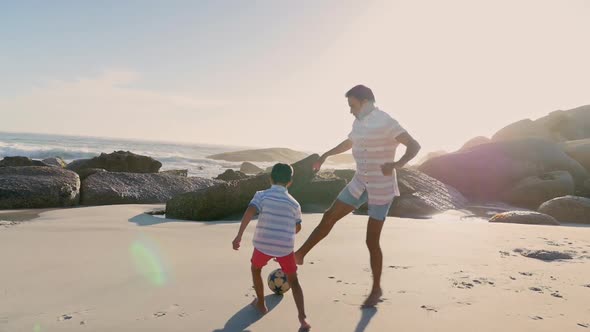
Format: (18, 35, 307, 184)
(232, 163, 311, 330)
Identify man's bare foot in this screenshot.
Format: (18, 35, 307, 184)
(251, 298, 268, 314)
(294, 251, 305, 265)
(298, 315, 311, 331)
(361, 288, 383, 308)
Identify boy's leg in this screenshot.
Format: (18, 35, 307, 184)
(251, 249, 272, 314)
(278, 253, 311, 330)
(295, 199, 355, 265)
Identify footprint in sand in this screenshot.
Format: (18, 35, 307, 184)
(153, 304, 186, 318)
(530, 316, 543, 320)
(519, 272, 533, 277)
(420, 305, 438, 313)
(551, 292, 564, 299)
(578, 323, 589, 328)
(583, 284, 590, 288)
(388, 265, 411, 269)
(529, 287, 543, 293)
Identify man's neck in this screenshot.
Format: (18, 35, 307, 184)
(356, 103, 375, 120)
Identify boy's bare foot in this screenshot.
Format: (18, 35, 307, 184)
(361, 288, 383, 308)
(251, 298, 268, 314)
(294, 251, 304, 265)
(298, 315, 311, 331)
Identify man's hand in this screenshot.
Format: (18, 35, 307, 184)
(232, 236, 241, 250)
(381, 162, 401, 176)
(312, 155, 326, 172)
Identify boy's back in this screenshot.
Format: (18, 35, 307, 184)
(249, 184, 302, 257)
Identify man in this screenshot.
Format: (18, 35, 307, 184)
(294, 84, 421, 307)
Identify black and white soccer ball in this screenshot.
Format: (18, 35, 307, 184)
(267, 268, 290, 295)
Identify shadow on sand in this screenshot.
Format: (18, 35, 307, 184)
(212, 294, 283, 332)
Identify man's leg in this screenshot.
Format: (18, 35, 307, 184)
(294, 199, 355, 264)
(362, 217, 385, 307)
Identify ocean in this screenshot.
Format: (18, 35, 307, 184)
(0, 132, 276, 179)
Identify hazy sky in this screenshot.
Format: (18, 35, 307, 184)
(1, 0, 589, 156)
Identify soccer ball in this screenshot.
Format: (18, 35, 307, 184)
(267, 268, 290, 295)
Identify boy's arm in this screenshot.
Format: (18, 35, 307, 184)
(232, 205, 258, 250)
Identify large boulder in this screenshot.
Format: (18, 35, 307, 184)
(492, 105, 590, 143)
(0, 156, 48, 167)
(290, 178, 347, 206)
(81, 172, 220, 206)
(78, 168, 107, 181)
(0, 166, 80, 209)
(389, 168, 467, 217)
(207, 148, 308, 163)
(561, 139, 590, 172)
(67, 151, 162, 174)
(41, 157, 67, 168)
(166, 154, 320, 220)
(489, 211, 560, 225)
(538, 195, 590, 224)
(418, 138, 588, 201)
(240, 162, 263, 174)
(215, 169, 249, 181)
(460, 136, 491, 151)
(500, 171, 575, 209)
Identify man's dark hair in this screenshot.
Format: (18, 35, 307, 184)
(345, 84, 375, 102)
(270, 163, 293, 184)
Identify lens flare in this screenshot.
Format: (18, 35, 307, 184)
(130, 236, 168, 286)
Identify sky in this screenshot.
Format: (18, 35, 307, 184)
(1, 0, 589, 156)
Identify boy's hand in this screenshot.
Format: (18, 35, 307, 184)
(232, 236, 241, 250)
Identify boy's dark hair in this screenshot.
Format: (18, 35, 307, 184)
(345, 84, 375, 102)
(270, 163, 293, 184)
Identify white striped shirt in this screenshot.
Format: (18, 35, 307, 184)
(249, 185, 302, 257)
(346, 107, 406, 205)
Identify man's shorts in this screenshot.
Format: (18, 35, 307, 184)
(336, 187, 394, 222)
(251, 248, 297, 274)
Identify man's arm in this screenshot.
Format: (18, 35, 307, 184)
(314, 139, 352, 171)
(296, 223, 302, 234)
(232, 205, 258, 250)
(381, 132, 421, 175)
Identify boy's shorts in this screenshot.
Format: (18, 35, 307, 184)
(251, 248, 297, 274)
(336, 187, 394, 222)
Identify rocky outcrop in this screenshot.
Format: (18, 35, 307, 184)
(418, 138, 588, 201)
(500, 171, 575, 209)
(215, 169, 250, 181)
(538, 195, 590, 224)
(67, 151, 162, 174)
(0, 156, 48, 167)
(81, 172, 220, 206)
(489, 211, 559, 225)
(0, 166, 80, 209)
(240, 162, 264, 174)
(41, 157, 67, 168)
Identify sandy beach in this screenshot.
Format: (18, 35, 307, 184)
(1, 205, 589, 331)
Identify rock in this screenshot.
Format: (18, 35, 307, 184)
(41, 157, 67, 168)
(0, 166, 80, 209)
(389, 168, 467, 217)
(418, 138, 588, 201)
(492, 119, 556, 142)
(416, 151, 447, 166)
(0, 156, 48, 167)
(207, 148, 308, 163)
(460, 136, 491, 151)
(561, 139, 590, 172)
(215, 169, 249, 181)
(160, 169, 188, 177)
(166, 174, 271, 220)
(513, 248, 573, 261)
(489, 211, 560, 225)
(538, 195, 590, 224)
(81, 172, 220, 206)
(500, 171, 575, 209)
(240, 162, 263, 174)
(67, 151, 162, 174)
(492, 105, 590, 142)
(166, 154, 320, 221)
(78, 168, 107, 181)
